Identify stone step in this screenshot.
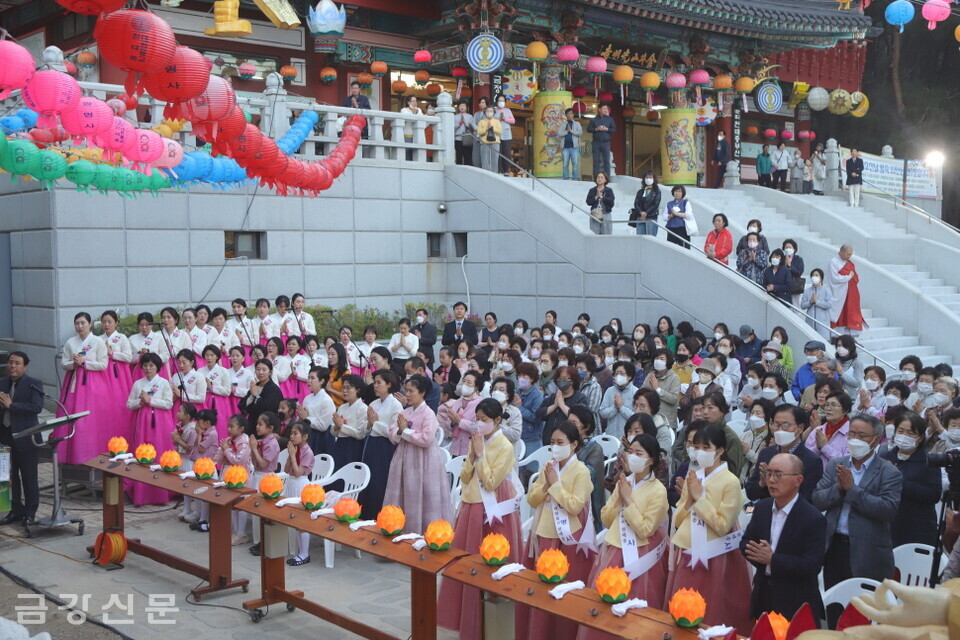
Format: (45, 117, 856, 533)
(856, 326, 904, 339)
(858, 335, 921, 351)
(867, 345, 938, 363)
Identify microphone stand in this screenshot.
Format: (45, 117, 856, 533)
(234, 313, 256, 355)
(154, 322, 188, 403)
(321, 310, 368, 369)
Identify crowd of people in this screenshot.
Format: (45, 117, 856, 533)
(19, 296, 960, 636)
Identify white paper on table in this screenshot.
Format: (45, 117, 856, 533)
(109, 453, 134, 462)
(611, 598, 647, 617)
(548, 581, 586, 599)
(149, 465, 161, 471)
(491, 563, 525, 581)
(211, 481, 226, 488)
(392, 533, 423, 543)
(348, 519, 378, 531)
(309, 508, 335, 519)
(698, 625, 734, 639)
(275, 497, 299, 507)
(179, 471, 196, 479)
(411, 539, 427, 551)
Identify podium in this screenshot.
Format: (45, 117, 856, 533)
(441, 555, 705, 640)
(236, 495, 467, 636)
(84, 455, 252, 599)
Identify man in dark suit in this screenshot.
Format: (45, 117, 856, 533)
(746, 405, 823, 502)
(813, 413, 902, 589)
(0, 352, 45, 526)
(342, 80, 371, 138)
(441, 301, 478, 348)
(713, 130, 731, 189)
(742, 453, 826, 622)
(413, 308, 437, 367)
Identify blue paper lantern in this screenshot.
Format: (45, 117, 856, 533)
(885, 0, 915, 32)
(0, 116, 26, 134)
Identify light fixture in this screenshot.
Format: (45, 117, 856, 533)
(651, 105, 669, 111)
(925, 150, 945, 168)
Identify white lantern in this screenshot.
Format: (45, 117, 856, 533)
(807, 87, 830, 111)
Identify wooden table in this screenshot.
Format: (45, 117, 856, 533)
(442, 554, 706, 640)
(235, 495, 467, 638)
(84, 455, 251, 599)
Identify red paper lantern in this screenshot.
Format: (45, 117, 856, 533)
(196, 105, 246, 143)
(180, 76, 237, 124)
(22, 71, 82, 129)
(229, 125, 263, 162)
(63, 61, 79, 77)
(598, 91, 614, 103)
(808, 131, 817, 140)
(55, 0, 125, 15)
(571, 86, 588, 98)
(452, 65, 469, 78)
(797, 130, 811, 140)
(141, 46, 211, 119)
(414, 49, 432, 67)
(763, 128, 777, 139)
(745, 125, 759, 136)
(117, 93, 138, 111)
(94, 10, 178, 95)
(646, 109, 660, 121)
(426, 83, 442, 96)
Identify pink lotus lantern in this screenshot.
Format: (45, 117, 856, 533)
(555, 44, 579, 83)
(922, 0, 949, 29)
(763, 128, 777, 139)
(781, 130, 794, 140)
(585, 56, 607, 97)
(96, 116, 136, 152)
(238, 62, 256, 80)
(60, 96, 114, 143)
(121, 128, 165, 170)
(797, 130, 811, 140)
(414, 49, 432, 67)
(666, 72, 687, 107)
(689, 69, 711, 105)
(21, 71, 82, 129)
(0, 41, 37, 101)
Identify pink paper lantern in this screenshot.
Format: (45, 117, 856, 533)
(689, 69, 711, 86)
(180, 76, 237, 124)
(21, 70, 82, 129)
(922, 0, 950, 29)
(763, 128, 777, 139)
(797, 130, 811, 140)
(122, 128, 165, 168)
(0, 40, 36, 101)
(666, 72, 687, 89)
(585, 56, 607, 74)
(555, 44, 579, 63)
(106, 98, 126, 116)
(781, 130, 794, 140)
(238, 62, 256, 79)
(96, 116, 136, 151)
(153, 137, 184, 169)
(60, 96, 115, 142)
(413, 49, 432, 66)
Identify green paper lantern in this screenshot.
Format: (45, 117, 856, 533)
(31, 149, 68, 188)
(93, 165, 121, 193)
(1, 139, 41, 176)
(0, 134, 8, 157)
(66, 160, 99, 192)
(148, 169, 170, 193)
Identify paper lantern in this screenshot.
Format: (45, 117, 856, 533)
(665, 72, 686, 90)
(107, 436, 129, 456)
(828, 89, 853, 115)
(180, 76, 237, 124)
(0, 42, 35, 102)
(21, 71, 82, 129)
(221, 465, 248, 489)
(713, 74, 733, 90)
(259, 473, 283, 498)
(479, 533, 511, 565)
(571, 101, 586, 115)
(391, 80, 408, 95)
(426, 82, 442, 96)
(525, 41, 548, 62)
(807, 87, 830, 111)
(141, 46, 211, 118)
(357, 72, 373, 89)
(595, 566, 631, 603)
(93, 165, 121, 192)
(745, 125, 759, 136)
(279, 65, 297, 82)
(194, 457, 216, 480)
(1, 140, 41, 177)
(451, 65, 469, 79)
(535, 548, 570, 583)
(300, 484, 326, 510)
(414, 70, 430, 87)
(885, 0, 915, 32)
(571, 86, 588, 98)
(76, 50, 97, 69)
(781, 130, 794, 140)
(94, 10, 178, 95)
(808, 131, 817, 140)
(598, 91, 614, 104)
(640, 71, 660, 105)
(134, 443, 157, 464)
(153, 138, 183, 170)
(66, 160, 99, 192)
(797, 130, 811, 140)
(645, 108, 659, 121)
(413, 49, 432, 67)
(555, 44, 578, 64)
(370, 61, 388, 78)
(376, 504, 406, 535)
(61, 96, 114, 142)
(32, 149, 67, 186)
(763, 128, 777, 139)
(238, 62, 256, 79)
(106, 98, 126, 117)
(424, 520, 454, 551)
(63, 61, 79, 77)
(668, 588, 707, 628)
(922, 0, 948, 30)
(459, 86, 472, 98)
(158, 450, 181, 472)
(122, 129, 165, 168)
(96, 117, 135, 153)
(622, 107, 636, 120)
(612, 65, 634, 85)
(55, 0, 125, 15)
(319, 66, 337, 84)
(334, 497, 361, 522)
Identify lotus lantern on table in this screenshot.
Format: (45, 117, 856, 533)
(334, 497, 361, 522)
(376, 505, 406, 535)
(536, 548, 570, 583)
(158, 450, 181, 472)
(107, 436, 128, 456)
(668, 587, 707, 627)
(223, 465, 248, 489)
(479, 533, 511, 565)
(424, 520, 454, 550)
(300, 484, 326, 510)
(193, 457, 216, 480)
(259, 473, 283, 499)
(134, 443, 156, 464)
(595, 566, 631, 603)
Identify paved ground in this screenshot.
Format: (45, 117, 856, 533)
(0, 464, 459, 639)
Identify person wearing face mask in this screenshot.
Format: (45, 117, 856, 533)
(475, 106, 503, 173)
(931, 407, 960, 454)
(578, 434, 670, 638)
(759, 339, 789, 383)
(918, 377, 959, 446)
(487, 377, 522, 443)
(411, 308, 437, 368)
(880, 411, 940, 547)
(567, 405, 605, 532)
(671, 338, 698, 390)
(737, 232, 770, 286)
(857, 365, 888, 418)
(737, 364, 766, 413)
(586, 171, 615, 235)
(703, 213, 733, 265)
(734, 219, 770, 255)
(813, 414, 903, 591)
(760, 372, 793, 409)
(590, 344, 613, 390)
(833, 335, 864, 401)
(800, 269, 834, 340)
(439, 370, 484, 456)
(771, 142, 790, 192)
(630, 171, 662, 236)
(536, 349, 559, 395)
(827, 243, 864, 336)
(740, 398, 776, 482)
(780, 240, 805, 307)
(789, 148, 805, 194)
(513, 363, 545, 459)
(898, 355, 922, 393)
(715, 335, 743, 388)
(438, 399, 524, 639)
(631, 323, 651, 357)
(804, 391, 852, 464)
(493, 96, 516, 175)
(641, 349, 681, 431)
(746, 406, 823, 502)
(600, 361, 639, 440)
(574, 355, 603, 427)
(678, 358, 724, 425)
(791, 340, 827, 402)
(667, 423, 752, 631)
(535, 365, 589, 446)
(517, 422, 596, 639)
(761, 248, 794, 304)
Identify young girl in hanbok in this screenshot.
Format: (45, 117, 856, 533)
(284, 421, 315, 566)
(247, 411, 281, 556)
(170, 403, 199, 522)
(214, 414, 254, 546)
(188, 409, 220, 532)
(290, 293, 316, 341)
(126, 353, 174, 505)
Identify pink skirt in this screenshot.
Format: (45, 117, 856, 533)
(54, 368, 132, 465)
(438, 488, 523, 640)
(205, 393, 235, 439)
(664, 546, 753, 633)
(128, 406, 176, 505)
(279, 378, 307, 401)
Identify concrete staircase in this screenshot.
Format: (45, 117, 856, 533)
(857, 307, 953, 369)
(876, 264, 960, 316)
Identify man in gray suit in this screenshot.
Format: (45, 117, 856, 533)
(813, 413, 902, 590)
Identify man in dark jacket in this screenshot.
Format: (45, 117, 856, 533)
(0, 352, 45, 526)
(587, 104, 616, 177)
(342, 81, 371, 138)
(713, 131, 731, 188)
(746, 405, 823, 502)
(413, 308, 437, 367)
(741, 453, 826, 622)
(441, 301, 478, 347)
(845, 148, 864, 207)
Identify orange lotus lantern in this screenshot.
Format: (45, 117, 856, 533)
(259, 473, 283, 499)
(334, 497, 361, 522)
(424, 520, 454, 551)
(536, 548, 570, 583)
(768, 612, 789, 640)
(193, 457, 216, 480)
(425, 82, 442, 96)
(107, 436, 128, 456)
(479, 533, 511, 565)
(414, 69, 430, 87)
(223, 465, 248, 489)
(595, 566, 631, 603)
(300, 484, 326, 510)
(134, 443, 156, 464)
(158, 450, 181, 472)
(279, 65, 297, 82)
(391, 80, 408, 95)
(377, 504, 406, 535)
(357, 72, 373, 89)
(668, 588, 707, 628)
(370, 61, 388, 78)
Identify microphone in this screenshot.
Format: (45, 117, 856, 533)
(149, 321, 164, 326)
(319, 310, 335, 314)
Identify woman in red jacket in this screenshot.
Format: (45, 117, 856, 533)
(704, 213, 733, 265)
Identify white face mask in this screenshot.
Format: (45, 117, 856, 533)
(497, 101, 505, 108)
(615, 374, 628, 387)
(747, 377, 760, 389)
(601, 335, 612, 344)
(865, 378, 880, 391)
(543, 334, 554, 341)
(918, 382, 934, 396)
(901, 370, 917, 382)
(847, 437, 873, 460)
(761, 387, 779, 400)
(885, 423, 896, 440)
(946, 429, 960, 445)
(748, 226, 759, 234)
(551, 444, 571, 462)
(748, 415, 766, 429)
(514, 327, 524, 336)
(693, 449, 717, 469)
(634, 332, 645, 341)
(497, 341, 508, 350)
(627, 454, 649, 474)
(573, 345, 584, 355)
(894, 434, 918, 451)
(644, 178, 654, 185)
(884, 394, 901, 407)
(927, 392, 950, 408)
(836, 346, 849, 358)
(806, 355, 818, 364)
(459, 384, 475, 397)
(770, 258, 781, 266)
(713, 332, 723, 342)
(773, 429, 797, 447)
(699, 373, 714, 385)
(540, 362, 553, 374)
(491, 390, 507, 404)
(477, 419, 496, 436)
(604, 356, 615, 367)
(558, 359, 569, 368)
(763, 351, 778, 362)
(686, 446, 699, 465)
(558, 341, 569, 350)
(718, 346, 731, 356)
(784, 247, 795, 256)
(416, 315, 426, 324)
(500, 361, 514, 373)
(748, 241, 759, 249)
(811, 276, 822, 285)
(653, 359, 667, 372)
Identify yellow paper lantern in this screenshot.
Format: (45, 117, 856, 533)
(376, 504, 406, 535)
(479, 533, 511, 566)
(668, 588, 707, 627)
(107, 436, 128, 456)
(713, 74, 733, 90)
(768, 612, 789, 640)
(595, 566, 631, 603)
(612, 65, 634, 84)
(640, 71, 661, 91)
(163, 118, 185, 133)
(300, 484, 326, 510)
(259, 473, 283, 499)
(334, 497, 361, 522)
(525, 41, 548, 62)
(134, 443, 156, 464)
(223, 465, 248, 489)
(194, 457, 216, 480)
(158, 450, 181, 472)
(424, 520, 454, 551)
(151, 124, 173, 138)
(734, 77, 756, 95)
(536, 548, 570, 583)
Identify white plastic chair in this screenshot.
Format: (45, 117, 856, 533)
(821, 577, 881, 626)
(521, 516, 534, 543)
(893, 543, 941, 587)
(310, 453, 335, 482)
(594, 434, 621, 460)
(518, 446, 554, 487)
(435, 426, 444, 446)
(596, 528, 608, 546)
(276, 449, 289, 474)
(317, 462, 371, 569)
(513, 439, 526, 462)
(446, 455, 466, 511)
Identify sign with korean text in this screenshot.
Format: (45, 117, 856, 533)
(841, 148, 939, 200)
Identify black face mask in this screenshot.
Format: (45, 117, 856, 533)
(676, 353, 690, 363)
(555, 379, 572, 392)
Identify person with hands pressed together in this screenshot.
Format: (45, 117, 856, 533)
(240, 358, 282, 435)
(599, 361, 638, 439)
(359, 369, 403, 520)
(387, 318, 419, 377)
(805, 391, 852, 464)
(186, 409, 220, 531)
(247, 411, 281, 555)
(740, 453, 827, 622)
(284, 421, 316, 566)
(746, 405, 823, 502)
(641, 348, 681, 431)
(214, 414, 255, 546)
(535, 365, 588, 446)
(126, 352, 176, 506)
(327, 374, 369, 479)
(880, 411, 940, 547)
(298, 366, 335, 453)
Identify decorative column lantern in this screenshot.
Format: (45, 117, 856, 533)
(308, 0, 346, 54)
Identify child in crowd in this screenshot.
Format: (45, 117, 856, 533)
(284, 421, 315, 566)
(188, 409, 220, 532)
(170, 403, 199, 522)
(214, 414, 255, 546)
(802, 158, 814, 194)
(248, 412, 281, 556)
